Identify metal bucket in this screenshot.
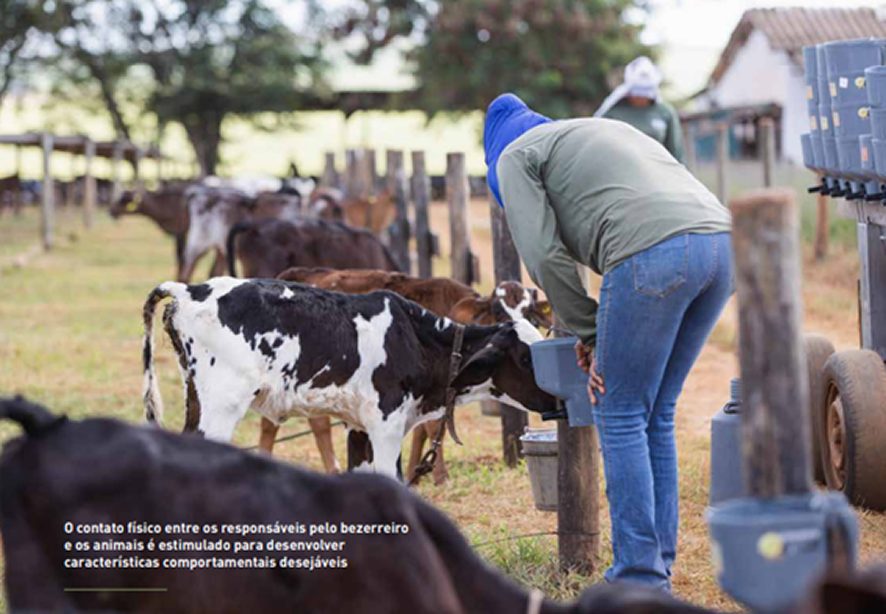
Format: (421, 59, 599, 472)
(871, 107, 886, 139)
(832, 101, 871, 137)
(520, 427, 558, 511)
(865, 65, 886, 108)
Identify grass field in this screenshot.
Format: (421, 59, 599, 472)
(0, 191, 884, 611)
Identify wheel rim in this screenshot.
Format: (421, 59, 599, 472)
(825, 387, 847, 490)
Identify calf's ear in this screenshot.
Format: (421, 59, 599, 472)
(532, 300, 553, 328)
(451, 343, 505, 389)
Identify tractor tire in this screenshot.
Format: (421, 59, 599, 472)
(821, 350, 886, 511)
(804, 333, 835, 485)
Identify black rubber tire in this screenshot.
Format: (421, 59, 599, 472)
(804, 333, 835, 485)
(821, 350, 886, 511)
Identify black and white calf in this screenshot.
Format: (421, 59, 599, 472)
(142, 278, 557, 477)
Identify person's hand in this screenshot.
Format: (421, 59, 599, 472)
(574, 340, 593, 374)
(587, 354, 605, 405)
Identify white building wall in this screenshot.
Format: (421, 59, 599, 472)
(707, 28, 808, 164)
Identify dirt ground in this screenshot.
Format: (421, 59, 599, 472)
(0, 198, 883, 611)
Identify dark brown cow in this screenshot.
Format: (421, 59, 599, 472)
(0, 174, 23, 216)
(179, 187, 303, 282)
(0, 396, 711, 614)
(226, 218, 400, 280)
(263, 267, 552, 484)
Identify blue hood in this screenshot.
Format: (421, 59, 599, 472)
(484, 93, 552, 207)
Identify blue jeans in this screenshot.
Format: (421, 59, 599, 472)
(594, 232, 733, 589)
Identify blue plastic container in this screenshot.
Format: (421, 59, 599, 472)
(873, 138, 886, 180)
(816, 45, 831, 100)
(823, 38, 886, 79)
(831, 71, 871, 103)
(858, 135, 882, 196)
(802, 45, 818, 100)
(708, 492, 858, 613)
(710, 379, 744, 506)
(832, 101, 871, 136)
(530, 337, 594, 427)
(871, 107, 886, 139)
(810, 133, 825, 170)
(865, 65, 886, 108)
(821, 134, 839, 174)
(806, 100, 819, 132)
(800, 134, 816, 172)
(836, 135, 865, 182)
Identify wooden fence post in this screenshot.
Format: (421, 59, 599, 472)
(83, 139, 96, 229)
(111, 141, 124, 203)
(730, 188, 812, 497)
(345, 149, 359, 198)
(385, 150, 412, 273)
(411, 151, 434, 279)
(555, 319, 600, 573)
(446, 152, 474, 284)
(322, 152, 339, 189)
(716, 123, 729, 204)
(40, 133, 55, 250)
(490, 196, 529, 465)
(760, 117, 775, 188)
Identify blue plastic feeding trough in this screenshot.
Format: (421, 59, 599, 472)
(708, 492, 859, 613)
(530, 337, 595, 427)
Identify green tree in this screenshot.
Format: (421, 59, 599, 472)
(0, 1, 56, 108)
(51, 0, 330, 176)
(340, 0, 651, 117)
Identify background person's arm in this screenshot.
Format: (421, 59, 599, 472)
(664, 104, 686, 163)
(497, 149, 599, 345)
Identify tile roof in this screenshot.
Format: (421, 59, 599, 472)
(710, 7, 886, 84)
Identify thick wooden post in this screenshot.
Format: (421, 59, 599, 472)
(386, 150, 411, 273)
(365, 148, 378, 195)
(345, 149, 359, 198)
(411, 151, 434, 278)
(322, 152, 339, 189)
(760, 117, 775, 188)
(490, 196, 529, 465)
(446, 152, 472, 284)
(716, 123, 729, 203)
(83, 139, 96, 228)
(111, 141, 124, 203)
(555, 319, 600, 573)
(730, 188, 812, 497)
(40, 133, 54, 250)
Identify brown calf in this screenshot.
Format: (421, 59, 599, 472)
(260, 267, 552, 484)
(308, 188, 396, 236)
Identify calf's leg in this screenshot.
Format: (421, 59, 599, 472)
(309, 416, 341, 473)
(192, 370, 255, 441)
(258, 417, 279, 454)
(209, 248, 226, 277)
(407, 420, 449, 485)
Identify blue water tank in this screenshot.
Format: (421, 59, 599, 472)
(710, 378, 744, 506)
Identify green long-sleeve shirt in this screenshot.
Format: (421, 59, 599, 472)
(604, 99, 686, 163)
(497, 118, 731, 345)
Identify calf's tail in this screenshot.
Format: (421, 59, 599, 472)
(226, 221, 252, 277)
(142, 282, 186, 426)
(0, 396, 63, 436)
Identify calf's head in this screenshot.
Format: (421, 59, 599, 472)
(451, 319, 556, 414)
(450, 282, 552, 328)
(110, 189, 142, 218)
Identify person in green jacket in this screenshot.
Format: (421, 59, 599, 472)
(596, 56, 685, 163)
(484, 93, 732, 590)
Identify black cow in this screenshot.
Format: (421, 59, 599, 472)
(0, 396, 714, 614)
